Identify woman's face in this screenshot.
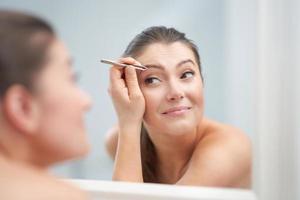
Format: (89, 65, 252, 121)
(136, 42, 204, 136)
(31, 39, 91, 165)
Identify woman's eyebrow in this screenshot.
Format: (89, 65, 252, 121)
(144, 59, 195, 70)
(144, 64, 164, 70)
(141, 59, 195, 75)
(176, 59, 195, 68)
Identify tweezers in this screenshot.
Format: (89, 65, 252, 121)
(100, 59, 148, 71)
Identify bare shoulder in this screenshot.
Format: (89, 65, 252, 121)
(0, 160, 89, 200)
(198, 118, 252, 151)
(189, 118, 252, 187)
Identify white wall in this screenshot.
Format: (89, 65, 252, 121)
(224, 0, 300, 199)
(255, 0, 300, 199)
(223, 0, 257, 142)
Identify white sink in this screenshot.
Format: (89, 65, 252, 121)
(68, 179, 257, 200)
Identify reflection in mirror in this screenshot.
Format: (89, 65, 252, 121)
(105, 26, 251, 188)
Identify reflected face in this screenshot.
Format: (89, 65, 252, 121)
(136, 42, 204, 136)
(32, 39, 91, 164)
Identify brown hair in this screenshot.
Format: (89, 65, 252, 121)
(123, 26, 202, 182)
(0, 10, 55, 98)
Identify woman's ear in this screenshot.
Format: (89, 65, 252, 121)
(2, 85, 40, 135)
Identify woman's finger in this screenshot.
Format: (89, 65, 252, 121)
(109, 66, 126, 98)
(124, 66, 142, 98)
(118, 57, 136, 65)
(119, 57, 142, 67)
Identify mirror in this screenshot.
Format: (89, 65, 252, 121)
(2, 0, 277, 198)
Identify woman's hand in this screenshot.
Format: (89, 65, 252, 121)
(109, 57, 145, 182)
(108, 57, 145, 127)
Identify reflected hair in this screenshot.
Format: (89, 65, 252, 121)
(0, 10, 55, 98)
(123, 26, 202, 183)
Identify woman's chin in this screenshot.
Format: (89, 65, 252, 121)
(144, 117, 199, 136)
(161, 123, 197, 136)
(63, 141, 90, 161)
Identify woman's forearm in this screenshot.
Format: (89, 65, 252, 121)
(112, 123, 143, 182)
(109, 60, 145, 182)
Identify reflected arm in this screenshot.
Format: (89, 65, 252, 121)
(110, 123, 143, 182)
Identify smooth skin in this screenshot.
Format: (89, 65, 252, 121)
(106, 42, 251, 188)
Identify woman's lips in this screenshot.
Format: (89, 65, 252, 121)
(162, 106, 191, 116)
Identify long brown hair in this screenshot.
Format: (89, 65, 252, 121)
(0, 10, 55, 98)
(123, 26, 203, 182)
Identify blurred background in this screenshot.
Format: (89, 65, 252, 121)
(0, 0, 298, 200)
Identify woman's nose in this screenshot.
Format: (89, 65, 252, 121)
(166, 81, 184, 102)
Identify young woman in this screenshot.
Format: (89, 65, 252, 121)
(105, 26, 252, 188)
(0, 10, 91, 199)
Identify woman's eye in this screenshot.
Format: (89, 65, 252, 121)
(181, 71, 195, 79)
(144, 77, 161, 85)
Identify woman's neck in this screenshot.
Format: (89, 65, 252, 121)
(148, 125, 203, 184)
(0, 150, 48, 174)
(0, 126, 48, 170)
